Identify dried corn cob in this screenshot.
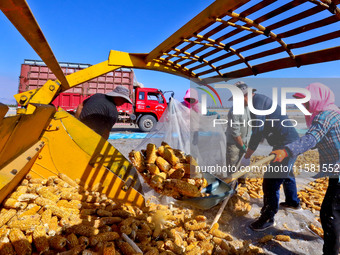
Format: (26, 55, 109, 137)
(58, 173, 79, 187)
(164, 240, 184, 254)
(102, 242, 116, 255)
(48, 216, 61, 236)
(29, 178, 46, 184)
(60, 191, 83, 201)
(67, 225, 99, 237)
(81, 208, 97, 215)
(3, 198, 27, 210)
(66, 233, 79, 249)
(17, 193, 39, 202)
(275, 235, 291, 242)
(166, 179, 201, 197)
(9, 228, 32, 255)
(82, 202, 101, 210)
(56, 199, 82, 210)
(45, 176, 56, 186)
(20, 179, 29, 186)
(259, 235, 274, 243)
(78, 236, 90, 247)
(89, 232, 120, 246)
(157, 146, 165, 157)
(0, 227, 9, 239)
(129, 150, 145, 172)
(155, 157, 171, 172)
(170, 229, 183, 246)
(0, 209, 16, 228)
(40, 208, 52, 226)
(211, 229, 233, 241)
(49, 235, 67, 250)
(7, 214, 41, 232)
(84, 195, 100, 203)
(33, 225, 49, 253)
(174, 163, 191, 175)
(116, 239, 137, 255)
(0, 238, 15, 255)
(186, 246, 201, 255)
(35, 197, 55, 207)
(147, 164, 160, 175)
(27, 183, 43, 193)
(68, 214, 82, 226)
(54, 177, 71, 188)
(18, 205, 41, 218)
(96, 209, 112, 217)
(163, 148, 180, 166)
(99, 225, 112, 233)
(196, 231, 207, 240)
(9, 186, 28, 200)
(36, 187, 60, 202)
(184, 220, 206, 231)
(144, 247, 159, 255)
(309, 223, 324, 238)
(98, 217, 123, 225)
(168, 169, 185, 179)
(44, 204, 76, 219)
(150, 173, 167, 189)
(146, 144, 158, 164)
(198, 240, 214, 253)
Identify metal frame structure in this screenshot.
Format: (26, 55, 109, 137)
(1, 0, 339, 109)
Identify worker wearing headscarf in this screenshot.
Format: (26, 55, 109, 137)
(182, 88, 200, 113)
(271, 83, 340, 255)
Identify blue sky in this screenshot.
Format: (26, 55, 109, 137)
(1, 0, 340, 104)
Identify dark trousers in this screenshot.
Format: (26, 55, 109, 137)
(261, 156, 300, 219)
(321, 178, 340, 255)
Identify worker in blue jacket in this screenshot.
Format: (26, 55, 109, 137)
(241, 90, 300, 231)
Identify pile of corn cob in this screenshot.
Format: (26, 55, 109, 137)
(309, 223, 324, 239)
(298, 177, 328, 213)
(237, 178, 263, 200)
(226, 194, 252, 216)
(294, 150, 319, 173)
(0, 173, 263, 254)
(129, 142, 208, 199)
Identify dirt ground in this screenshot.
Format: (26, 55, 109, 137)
(108, 126, 325, 255)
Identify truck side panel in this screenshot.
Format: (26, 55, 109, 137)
(19, 61, 134, 113)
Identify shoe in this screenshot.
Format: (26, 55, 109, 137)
(249, 217, 276, 231)
(279, 202, 302, 210)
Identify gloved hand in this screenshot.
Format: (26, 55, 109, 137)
(240, 157, 251, 167)
(271, 149, 288, 162)
(241, 144, 247, 153)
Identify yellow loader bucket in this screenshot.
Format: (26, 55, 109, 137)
(0, 104, 145, 207)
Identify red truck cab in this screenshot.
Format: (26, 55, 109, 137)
(134, 87, 167, 132)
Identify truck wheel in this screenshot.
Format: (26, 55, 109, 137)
(138, 115, 156, 132)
